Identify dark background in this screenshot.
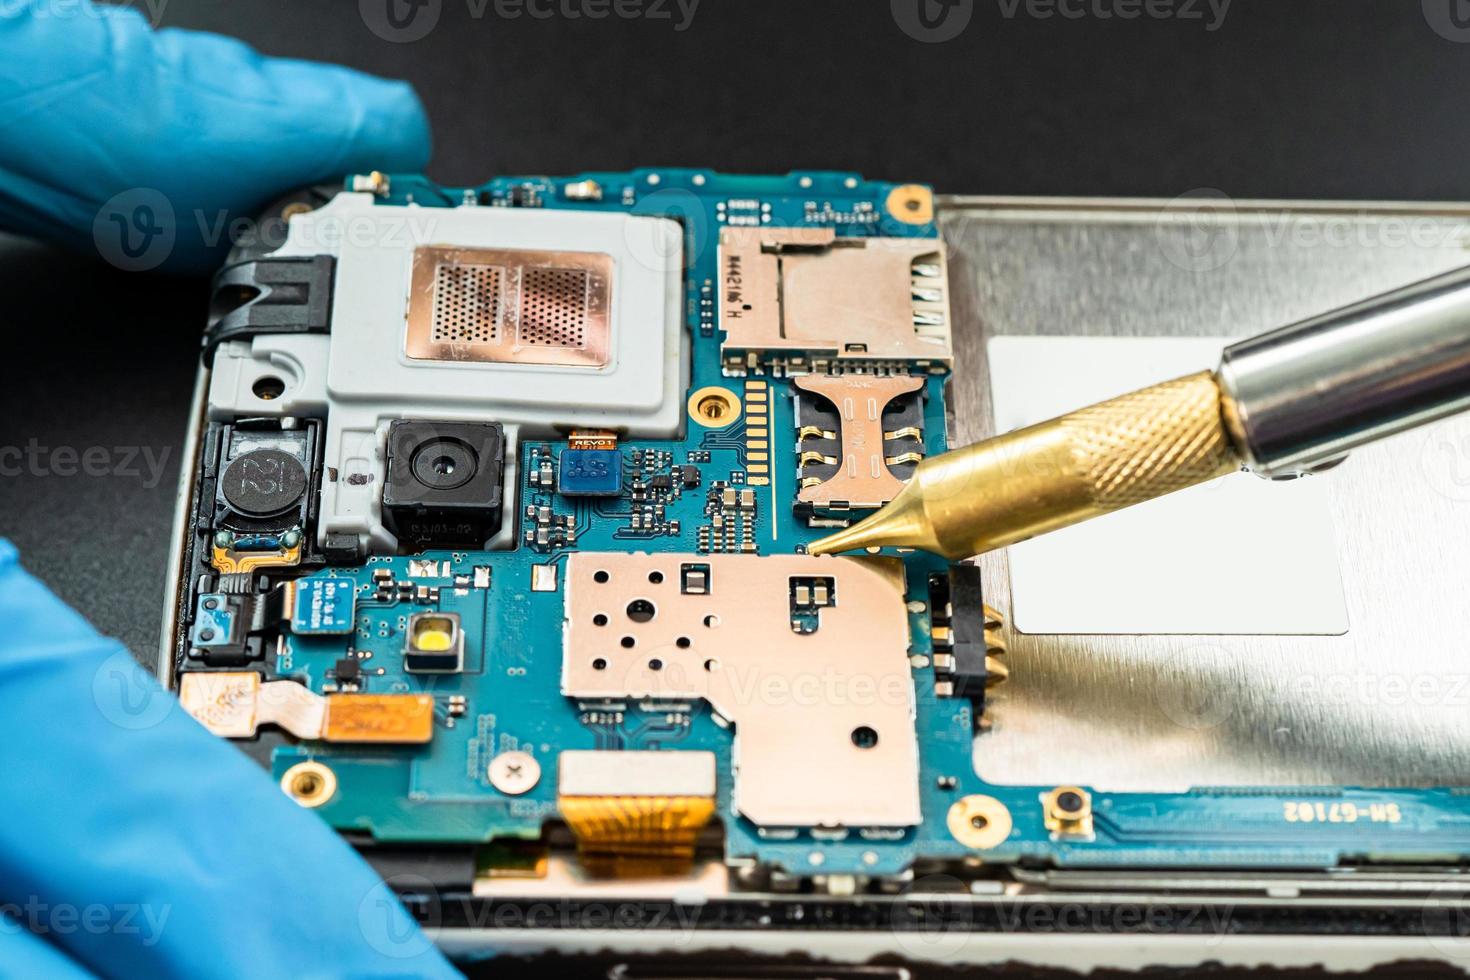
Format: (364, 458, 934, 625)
(5, 0, 1469, 658)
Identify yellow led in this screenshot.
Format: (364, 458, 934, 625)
(411, 617, 456, 652)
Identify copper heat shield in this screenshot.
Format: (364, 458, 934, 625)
(405, 246, 613, 367)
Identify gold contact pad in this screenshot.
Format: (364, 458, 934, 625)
(794, 374, 925, 509)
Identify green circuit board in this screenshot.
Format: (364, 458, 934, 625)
(175, 169, 1470, 886)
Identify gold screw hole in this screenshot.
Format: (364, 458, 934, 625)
(280, 761, 337, 809)
(885, 184, 934, 226)
(947, 794, 1012, 849)
(688, 387, 742, 428)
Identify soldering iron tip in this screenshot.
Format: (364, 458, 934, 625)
(807, 501, 925, 556)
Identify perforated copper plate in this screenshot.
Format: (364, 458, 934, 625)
(405, 246, 613, 367)
(561, 552, 921, 828)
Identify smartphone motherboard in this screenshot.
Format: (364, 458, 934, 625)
(164, 170, 1470, 916)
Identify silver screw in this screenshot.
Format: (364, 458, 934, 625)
(488, 751, 540, 795)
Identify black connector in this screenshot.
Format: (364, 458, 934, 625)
(929, 564, 990, 723)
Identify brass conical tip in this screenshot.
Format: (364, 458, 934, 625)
(806, 480, 941, 555)
(805, 518, 885, 556)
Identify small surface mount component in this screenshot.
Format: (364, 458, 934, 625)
(562, 178, 603, 201)
(788, 575, 836, 634)
(382, 420, 505, 550)
(525, 505, 577, 550)
(405, 611, 465, 673)
(698, 483, 757, 553)
(332, 656, 362, 689)
(557, 430, 622, 496)
(288, 578, 356, 635)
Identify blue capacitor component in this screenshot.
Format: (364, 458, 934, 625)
(290, 578, 357, 635)
(557, 448, 623, 496)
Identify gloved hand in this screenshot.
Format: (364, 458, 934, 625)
(0, 0, 431, 274)
(0, 542, 458, 977)
(0, 4, 456, 977)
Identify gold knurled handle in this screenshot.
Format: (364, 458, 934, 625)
(807, 370, 1246, 559)
(1060, 371, 1240, 510)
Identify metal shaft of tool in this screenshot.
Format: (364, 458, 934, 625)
(809, 265, 1470, 559)
(1218, 264, 1470, 478)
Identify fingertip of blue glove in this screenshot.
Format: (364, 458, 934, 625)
(336, 72, 435, 176)
(0, 2, 436, 276)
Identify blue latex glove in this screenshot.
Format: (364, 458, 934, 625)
(0, 542, 458, 978)
(0, 4, 457, 976)
(0, 0, 431, 274)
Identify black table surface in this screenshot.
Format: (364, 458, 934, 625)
(4, 0, 1468, 659)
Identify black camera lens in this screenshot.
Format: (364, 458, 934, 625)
(410, 438, 477, 491)
(383, 421, 505, 549)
